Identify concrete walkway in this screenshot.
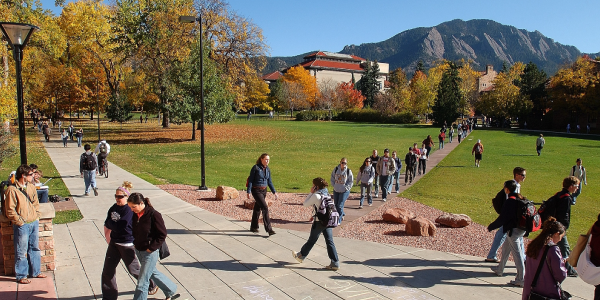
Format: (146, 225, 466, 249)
(37, 133, 594, 299)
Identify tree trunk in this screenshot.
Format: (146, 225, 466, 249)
(191, 120, 196, 141)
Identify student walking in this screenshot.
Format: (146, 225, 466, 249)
(417, 147, 427, 175)
(438, 131, 445, 149)
(292, 177, 340, 271)
(472, 139, 484, 167)
(127, 193, 179, 300)
(536, 134, 545, 156)
(61, 129, 69, 147)
(569, 158, 587, 204)
(391, 151, 402, 193)
(422, 135, 434, 159)
(75, 128, 83, 147)
(375, 149, 396, 202)
(449, 126, 454, 143)
(331, 157, 353, 222)
(522, 218, 567, 300)
(102, 182, 158, 299)
(586, 213, 600, 299)
(247, 153, 278, 235)
(404, 147, 417, 185)
(457, 127, 463, 143)
(80, 144, 99, 196)
(370, 150, 380, 198)
(356, 157, 375, 208)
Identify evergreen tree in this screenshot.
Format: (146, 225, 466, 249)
(356, 60, 380, 108)
(105, 94, 134, 125)
(517, 62, 548, 127)
(432, 62, 462, 126)
(415, 60, 425, 74)
(501, 61, 509, 73)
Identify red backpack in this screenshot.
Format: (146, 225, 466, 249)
(513, 196, 542, 233)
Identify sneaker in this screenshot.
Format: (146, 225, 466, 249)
(325, 264, 339, 271)
(484, 258, 499, 263)
(490, 266, 502, 277)
(508, 280, 524, 287)
(292, 251, 304, 263)
(166, 293, 181, 300)
(93, 187, 99, 196)
(268, 230, 276, 236)
(368, 203, 372, 206)
(84, 193, 89, 196)
(374, 194, 379, 198)
(358, 205, 363, 209)
(382, 198, 387, 202)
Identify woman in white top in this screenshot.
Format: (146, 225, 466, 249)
(355, 157, 375, 208)
(569, 158, 587, 204)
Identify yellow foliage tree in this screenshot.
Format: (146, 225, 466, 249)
(549, 57, 600, 115)
(244, 74, 271, 111)
(282, 66, 319, 109)
(477, 62, 530, 120)
(457, 59, 480, 117)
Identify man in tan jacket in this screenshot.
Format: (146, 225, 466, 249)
(5, 164, 46, 284)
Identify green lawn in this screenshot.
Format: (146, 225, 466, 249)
(402, 129, 600, 243)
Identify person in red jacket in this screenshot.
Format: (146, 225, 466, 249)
(472, 139, 484, 167)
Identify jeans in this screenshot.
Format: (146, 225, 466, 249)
(77, 136, 82, 147)
(37, 189, 49, 203)
(536, 146, 543, 156)
(392, 172, 400, 192)
(557, 235, 576, 273)
(496, 228, 525, 283)
(439, 140, 444, 149)
(405, 165, 414, 184)
(418, 159, 427, 175)
(102, 242, 156, 300)
(571, 183, 582, 204)
(379, 175, 391, 200)
(486, 227, 507, 260)
(62, 137, 68, 147)
(250, 188, 272, 232)
(14, 220, 41, 280)
(134, 249, 177, 300)
(359, 183, 372, 206)
(300, 221, 339, 267)
(372, 174, 379, 196)
(449, 133, 453, 143)
(83, 169, 97, 194)
(333, 190, 350, 221)
(425, 146, 432, 158)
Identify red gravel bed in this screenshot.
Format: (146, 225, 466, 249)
(160, 184, 514, 258)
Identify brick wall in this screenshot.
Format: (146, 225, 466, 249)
(0, 203, 55, 275)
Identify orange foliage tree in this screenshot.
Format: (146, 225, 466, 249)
(282, 66, 319, 109)
(337, 82, 364, 109)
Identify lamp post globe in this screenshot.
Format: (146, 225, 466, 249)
(0, 22, 40, 165)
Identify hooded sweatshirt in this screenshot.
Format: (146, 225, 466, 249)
(330, 164, 354, 193)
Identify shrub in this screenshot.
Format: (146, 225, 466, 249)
(387, 112, 419, 124)
(335, 108, 380, 122)
(295, 110, 338, 121)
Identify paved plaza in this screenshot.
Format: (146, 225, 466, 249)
(4, 133, 595, 299)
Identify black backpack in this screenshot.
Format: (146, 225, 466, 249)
(492, 189, 506, 214)
(538, 192, 570, 222)
(514, 196, 542, 233)
(82, 153, 97, 171)
(315, 194, 339, 228)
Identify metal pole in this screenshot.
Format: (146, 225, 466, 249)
(198, 16, 207, 190)
(96, 79, 100, 142)
(14, 45, 27, 165)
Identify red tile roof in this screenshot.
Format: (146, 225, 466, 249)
(299, 60, 364, 71)
(261, 71, 283, 81)
(303, 51, 365, 62)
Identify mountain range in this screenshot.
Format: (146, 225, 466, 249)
(263, 19, 599, 77)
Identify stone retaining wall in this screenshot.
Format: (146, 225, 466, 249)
(0, 203, 55, 275)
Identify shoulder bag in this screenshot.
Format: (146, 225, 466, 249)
(529, 245, 571, 300)
(150, 209, 171, 260)
(577, 233, 600, 285)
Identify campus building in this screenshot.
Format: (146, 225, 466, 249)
(262, 51, 389, 91)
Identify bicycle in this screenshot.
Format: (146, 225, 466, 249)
(99, 158, 108, 178)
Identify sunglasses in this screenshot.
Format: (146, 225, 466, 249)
(115, 194, 127, 199)
(341, 162, 347, 165)
(520, 174, 526, 177)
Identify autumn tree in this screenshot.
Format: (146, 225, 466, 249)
(457, 59, 480, 118)
(316, 78, 338, 111)
(336, 82, 364, 109)
(432, 62, 461, 126)
(282, 66, 319, 109)
(373, 93, 396, 117)
(388, 67, 410, 112)
(277, 80, 306, 116)
(477, 62, 531, 121)
(244, 73, 271, 111)
(356, 60, 380, 107)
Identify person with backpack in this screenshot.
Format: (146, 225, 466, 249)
(404, 147, 417, 185)
(375, 149, 396, 202)
(356, 157, 375, 208)
(42, 121, 51, 142)
(101, 182, 158, 299)
(522, 217, 568, 300)
(80, 144, 99, 196)
(545, 176, 580, 277)
(370, 150, 380, 198)
(75, 128, 83, 147)
(292, 177, 340, 271)
(488, 180, 526, 287)
(472, 139, 484, 167)
(417, 147, 427, 176)
(438, 131, 445, 149)
(569, 158, 587, 204)
(331, 157, 354, 222)
(448, 125, 454, 143)
(247, 153, 278, 235)
(4, 164, 47, 284)
(391, 151, 402, 193)
(536, 134, 545, 156)
(486, 167, 527, 263)
(421, 135, 434, 159)
(61, 129, 69, 147)
(127, 193, 180, 300)
(95, 139, 111, 174)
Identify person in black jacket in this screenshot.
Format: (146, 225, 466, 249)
(102, 182, 157, 299)
(127, 193, 179, 300)
(247, 153, 278, 235)
(404, 147, 416, 185)
(552, 176, 580, 277)
(487, 180, 526, 287)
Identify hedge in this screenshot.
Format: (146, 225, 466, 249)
(295, 109, 419, 124)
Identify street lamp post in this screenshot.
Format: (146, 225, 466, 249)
(0, 22, 40, 165)
(96, 78, 100, 142)
(179, 15, 208, 191)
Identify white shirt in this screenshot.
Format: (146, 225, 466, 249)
(381, 157, 389, 176)
(94, 141, 111, 155)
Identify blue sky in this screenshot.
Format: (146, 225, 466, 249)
(41, 0, 599, 57)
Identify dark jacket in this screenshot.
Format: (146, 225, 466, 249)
(104, 204, 134, 244)
(554, 189, 573, 230)
(488, 192, 519, 235)
(131, 206, 167, 252)
(590, 221, 600, 267)
(247, 164, 276, 194)
(404, 152, 416, 168)
(393, 157, 402, 174)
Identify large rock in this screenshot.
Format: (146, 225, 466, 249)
(435, 213, 472, 228)
(382, 208, 415, 224)
(405, 216, 436, 237)
(216, 186, 239, 200)
(244, 199, 274, 209)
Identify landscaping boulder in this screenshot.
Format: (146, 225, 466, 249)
(382, 208, 415, 224)
(244, 199, 274, 209)
(435, 213, 472, 228)
(216, 186, 239, 200)
(405, 216, 436, 237)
